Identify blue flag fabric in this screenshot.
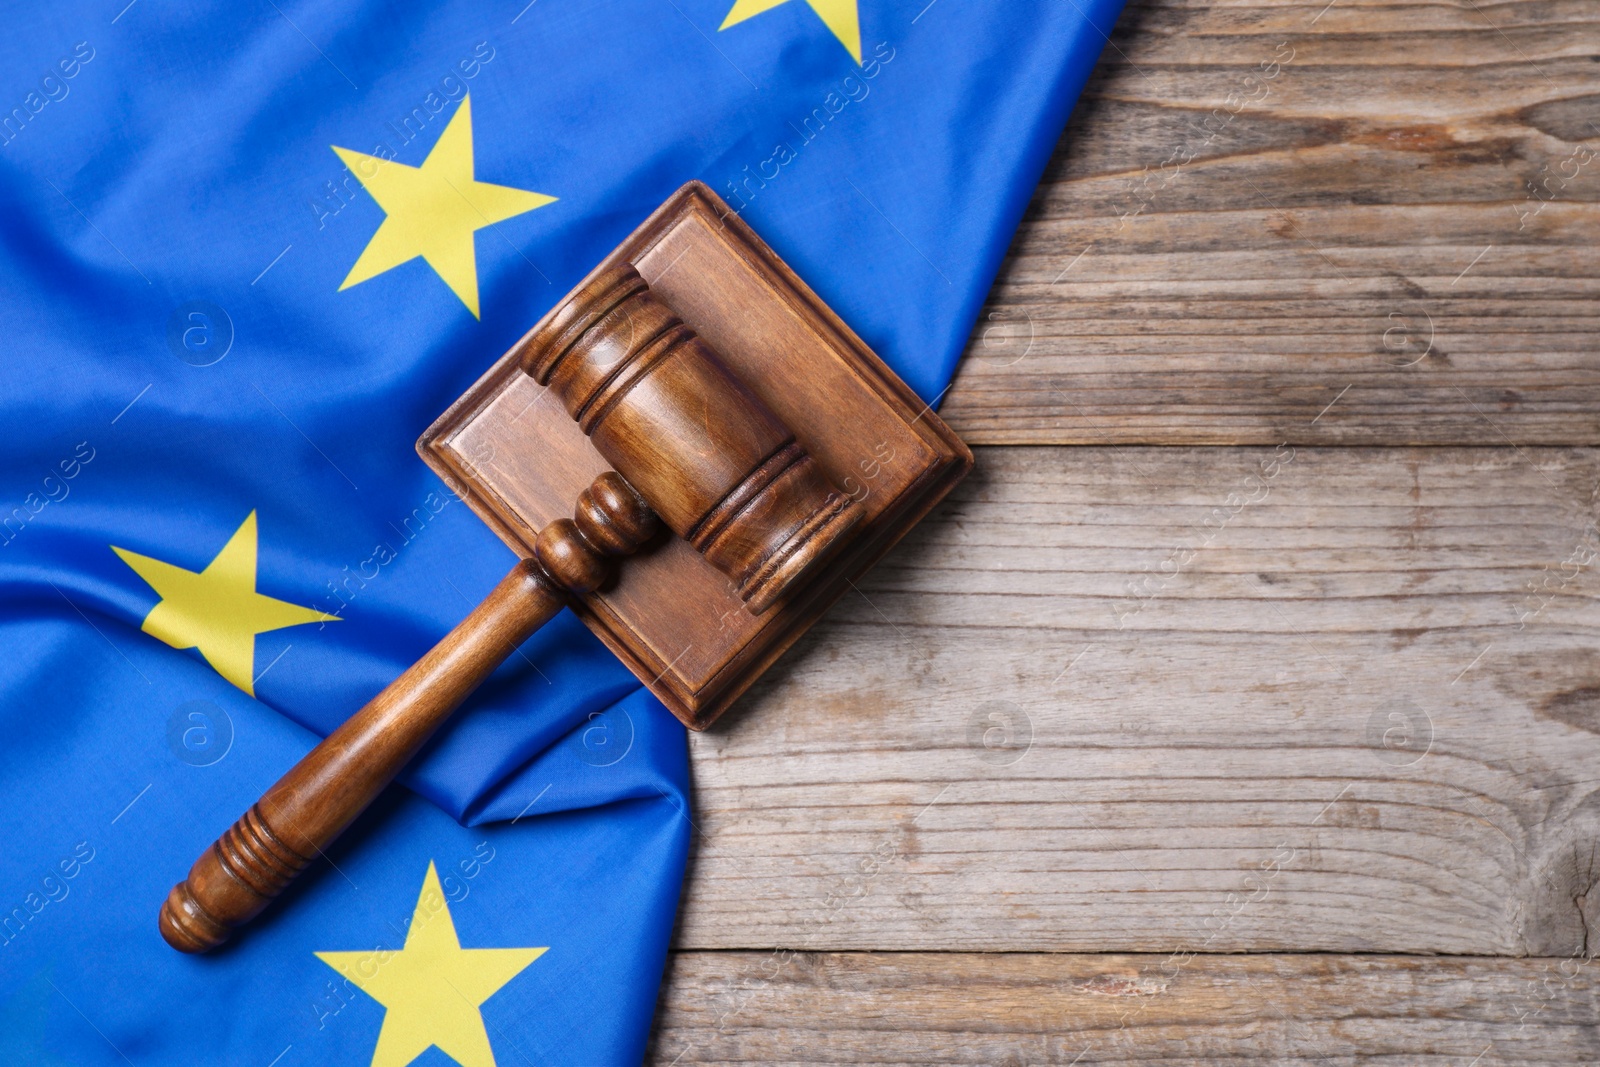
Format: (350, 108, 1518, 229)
(0, 1, 1121, 1063)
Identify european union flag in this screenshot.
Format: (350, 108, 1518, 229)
(0, 0, 1120, 1063)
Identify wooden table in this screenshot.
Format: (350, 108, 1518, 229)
(650, 0, 1600, 1060)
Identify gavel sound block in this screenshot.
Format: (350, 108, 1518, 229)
(158, 181, 970, 953)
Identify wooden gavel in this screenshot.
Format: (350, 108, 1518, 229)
(159, 264, 864, 952)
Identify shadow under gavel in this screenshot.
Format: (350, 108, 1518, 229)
(159, 264, 863, 952)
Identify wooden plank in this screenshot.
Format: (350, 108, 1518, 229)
(650, 951, 1600, 1065)
(937, 0, 1600, 445)
(674, 446, 1600, 956)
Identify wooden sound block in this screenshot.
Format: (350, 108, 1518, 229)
(419, 181, 971, 729)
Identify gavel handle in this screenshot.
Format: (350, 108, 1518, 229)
(159, 471, 657, 953)
(158, 560, 562, 952)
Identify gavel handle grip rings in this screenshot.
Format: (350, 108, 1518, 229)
(158, 472, 657, 953)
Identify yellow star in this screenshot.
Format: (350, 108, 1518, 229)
(334, 95, 557, 318)
(317, 862, 546, 1067)
(112, 511, 337, 697)
(721, 0, 862, 63)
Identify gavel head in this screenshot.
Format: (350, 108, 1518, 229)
(519, 264, 863, 615)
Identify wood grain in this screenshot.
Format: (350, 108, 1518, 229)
(514, 263, 865, 619)
(674, 446, 1600, 957)
(938, 0, 1600, 445)
(650, 951, 1600, 1065)
(651, 0, 1600, 1050)
(423, 183, 969, 727)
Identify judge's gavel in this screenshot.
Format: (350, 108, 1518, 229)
(159, 264, 863, 952)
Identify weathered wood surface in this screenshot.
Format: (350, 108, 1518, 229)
(653, 0, 1600, 1054)
(650, 952, 1600, 1065)
(938, 0, 1600, 446)
(672, 446, 1600, 957)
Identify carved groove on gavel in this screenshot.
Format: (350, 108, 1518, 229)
(159, 264, 864, 952)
